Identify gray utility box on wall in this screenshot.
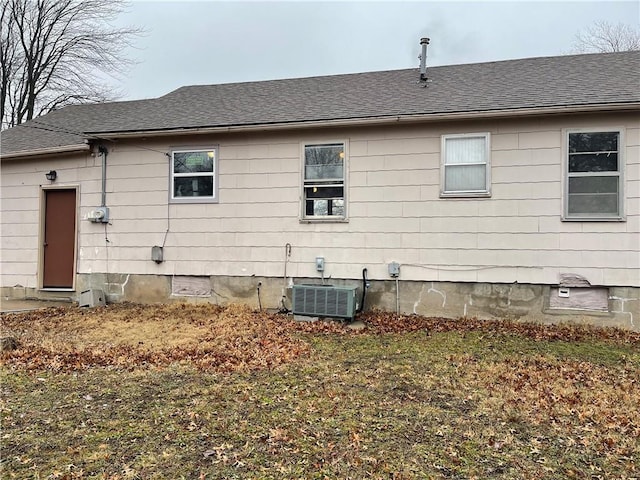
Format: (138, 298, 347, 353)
(79, 289, 106, 307)
(292, 284, 358, 320)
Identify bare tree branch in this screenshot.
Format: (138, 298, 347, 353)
(572, 20, 640, 54)
(1, 0, 141, 128)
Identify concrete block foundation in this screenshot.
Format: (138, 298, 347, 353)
(2, 274, 638, 331)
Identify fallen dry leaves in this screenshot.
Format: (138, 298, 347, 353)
(336, 309, 640, 345)
(450, 354, 640, 468)
(0, 303, 309, 372)
(1, 303, 638, 478)
(1, 303, 638, 373)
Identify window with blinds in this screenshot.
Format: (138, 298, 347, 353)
(441, 133, 491, 197)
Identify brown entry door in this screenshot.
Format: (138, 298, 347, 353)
(43, 189, 76, 288)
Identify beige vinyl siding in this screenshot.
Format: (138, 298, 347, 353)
(1, 154, 95, 288)
(1, 112, 638, 290)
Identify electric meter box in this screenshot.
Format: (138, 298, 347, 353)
(88, 206, 109, 223)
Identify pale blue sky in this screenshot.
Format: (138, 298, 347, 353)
(111, 1, 640, 100)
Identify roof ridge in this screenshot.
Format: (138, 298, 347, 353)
(163, 51, 638, 95)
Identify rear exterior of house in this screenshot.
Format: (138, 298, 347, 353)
(1, 52, 639, 329)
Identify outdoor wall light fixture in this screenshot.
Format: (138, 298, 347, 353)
(45, 170, 57, 181)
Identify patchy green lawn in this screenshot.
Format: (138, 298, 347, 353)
(1, 304, 639, 479)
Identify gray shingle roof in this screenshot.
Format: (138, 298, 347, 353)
(2, 51, 639, 157)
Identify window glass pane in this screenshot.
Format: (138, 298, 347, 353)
(312, 199, 329, 216)
(305, 185, 343, 199)
(568, 176, 619, 216)
(445, 164, 486, 191)
(305, 144, 344, 180)
(332, 199, 345, 217)
(306, 199, 344, 217)
(569, 153, 618, 172)
(568, 193, 619, 215)
(304, 186, 344, 217)
(174, 151, 214, 174)
(569, 132, 618, 153)
(568, 176, 618, 194)
(445, 137, 486, 165)
(174, 176, 214, 197)
(305, 199, 314, 217)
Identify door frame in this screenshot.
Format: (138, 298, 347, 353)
(38, 185, 80, 291)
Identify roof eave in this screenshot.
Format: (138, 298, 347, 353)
(89, 102, 640, 139)
(1, 102, 637, 159)
(0, 143, 90, 160)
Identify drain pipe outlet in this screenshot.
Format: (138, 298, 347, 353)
(357, 268, 369, 314)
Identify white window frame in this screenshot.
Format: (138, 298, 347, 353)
(563, 128, 624, 222)
(169, 146, 219, 204)
(440, 132, 491, 197)
(300, 140, 348, 222)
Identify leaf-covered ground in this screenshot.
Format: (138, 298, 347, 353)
(1, 303, 639, 479)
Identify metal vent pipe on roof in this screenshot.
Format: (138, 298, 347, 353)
(419, 37, 430, 80)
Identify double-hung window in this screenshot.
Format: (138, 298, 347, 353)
(441, 133, 491, 197)
(565, 129, 623, 220)
(302, 142, 346, 219)
(170, 148, 218, 203)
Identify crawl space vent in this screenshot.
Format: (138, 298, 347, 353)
(171, 276, 211, 297)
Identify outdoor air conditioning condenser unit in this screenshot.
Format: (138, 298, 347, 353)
(292, 284, 358, 320)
